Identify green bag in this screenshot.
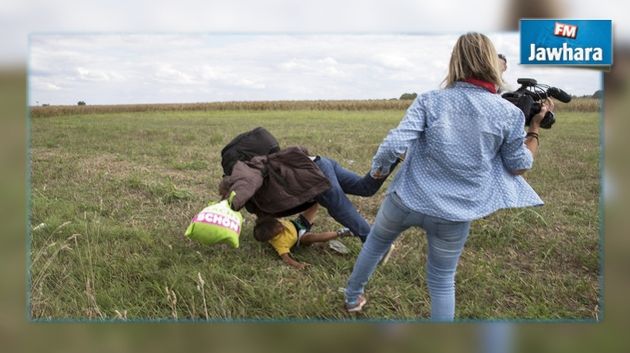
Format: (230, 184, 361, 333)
(184, 192, 243, 248)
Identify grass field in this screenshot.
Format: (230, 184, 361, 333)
(28, 106, 600, 321)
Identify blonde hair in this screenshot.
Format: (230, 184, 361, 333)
(443, 32, 504, 89)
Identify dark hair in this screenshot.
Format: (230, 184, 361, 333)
(498, 53, 507, 62)
(253, 217, 282, 242)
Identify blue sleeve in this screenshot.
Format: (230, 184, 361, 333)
(371, 97, 425, 175)
(500, 111, 533, 172)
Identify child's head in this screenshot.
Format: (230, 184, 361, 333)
(253, 216, 283, 242)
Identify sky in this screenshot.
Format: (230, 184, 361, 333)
(0, 0, 620, 105)
(2, 0, 628, 67)
(28, 33, 601, 105)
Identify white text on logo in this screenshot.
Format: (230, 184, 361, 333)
(554, 22, 577, 39)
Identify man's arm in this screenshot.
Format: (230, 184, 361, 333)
(221, 161, 264, 210)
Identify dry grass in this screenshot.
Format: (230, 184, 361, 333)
(30, 99, 412, 118)
(556, 97, 601, 112)
(29, 108, 600, 321)
(29, 97, 600, 118)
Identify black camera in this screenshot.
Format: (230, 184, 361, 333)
(501, 78, 572, 129)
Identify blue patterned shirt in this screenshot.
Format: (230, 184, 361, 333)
(372, 82, 543, 221)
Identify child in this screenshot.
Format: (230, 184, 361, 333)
(253, 204, 351, 269)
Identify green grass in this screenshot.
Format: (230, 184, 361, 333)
(29, 109, 600, 321)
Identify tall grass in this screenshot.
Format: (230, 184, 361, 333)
(29, 108, 600, 321)
(30, 99, 412, 118)
(29, 97, 599, 118)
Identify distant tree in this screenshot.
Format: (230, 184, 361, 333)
(592, 90, 603, 99)
(77, 101, 86, 106)
(42, 104, 50, 107)
(399, 93, 417, 100)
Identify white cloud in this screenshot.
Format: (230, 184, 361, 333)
(200, 66, 225, 81)
(153, 65, 194, 84)
(234, 78, 266, 90)
(278, 56, 346, 78)
(76, 67, 125, 82)
(28, 33, 601, 105)
(374, 53, 414, 70)
(2, 1, 628, 67)
(31, 80, 61, 91)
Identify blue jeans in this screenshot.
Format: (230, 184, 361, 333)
(345, 192, 471, 320)
(314, 157, 386, 242)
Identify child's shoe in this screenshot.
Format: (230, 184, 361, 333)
(345, 295, 367, 313)
(336, 227, 353, 238)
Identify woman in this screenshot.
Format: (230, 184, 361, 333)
(343, 32, 552, 320)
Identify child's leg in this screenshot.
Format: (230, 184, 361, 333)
(300, 203, 320, 225)
(300, 231, 338, 246)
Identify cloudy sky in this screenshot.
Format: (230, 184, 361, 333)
(28, 33, 601, 105)
(3, 0, 628, 66)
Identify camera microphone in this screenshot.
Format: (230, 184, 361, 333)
(503, 78, 572, 129)
(546, 87, 572, 103)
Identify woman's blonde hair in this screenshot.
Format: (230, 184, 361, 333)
(443, 32, 504, 89)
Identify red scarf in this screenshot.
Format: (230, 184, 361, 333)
(464, 78, 497, 94)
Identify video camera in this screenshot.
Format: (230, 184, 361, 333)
(501, 78, 572, 129)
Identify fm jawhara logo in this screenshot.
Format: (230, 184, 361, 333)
(520, 19, 612, 67)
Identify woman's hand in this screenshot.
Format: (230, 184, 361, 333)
(529, 99, 555, 129)
(370, 168, 387, 180)
(516, 98, 554, 171)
